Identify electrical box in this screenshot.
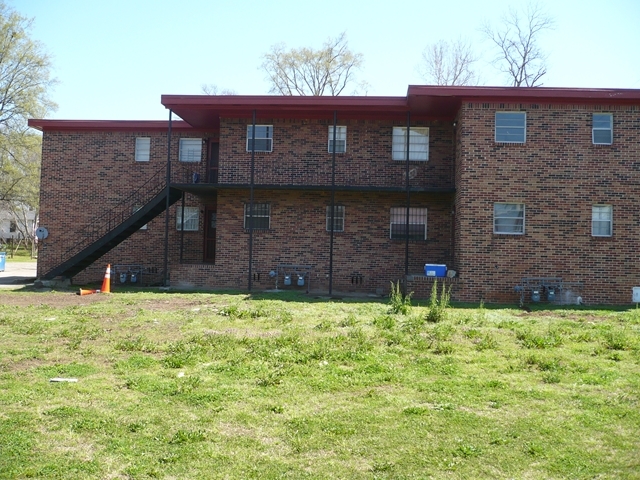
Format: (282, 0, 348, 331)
(632, 287, 640, 303)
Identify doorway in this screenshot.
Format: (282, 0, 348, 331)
(204, 203, 217, 263)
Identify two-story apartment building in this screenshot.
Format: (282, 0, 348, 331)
(29, 86, 640, 304)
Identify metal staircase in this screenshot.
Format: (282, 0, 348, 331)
(43, 167, 182, 280)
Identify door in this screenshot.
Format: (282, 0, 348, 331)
(204, 204, 217, 263)
(208, 142, 219, 183)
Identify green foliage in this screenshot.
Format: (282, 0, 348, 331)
(425, 280, 451, 323)
(388, 280, 412, 315)
(0, 3, 56, 217)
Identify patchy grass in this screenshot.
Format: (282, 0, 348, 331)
(0, 290, 639, 479)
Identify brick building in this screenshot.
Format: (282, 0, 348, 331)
(28, 86, 640, 304)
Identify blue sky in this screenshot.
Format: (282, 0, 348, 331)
(16, 0, 640, 121)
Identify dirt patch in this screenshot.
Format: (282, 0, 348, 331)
(0, 290, 215, 310)
(0, 290, 111, 308)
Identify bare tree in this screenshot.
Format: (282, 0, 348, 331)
(201, 84, 237, 95)
(261, 32, 366, 96)
(482, 2, 554, 87)
(418, 38, 478, 86)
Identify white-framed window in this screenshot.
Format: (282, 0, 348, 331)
(246, 125, 273, 152)
(244, 203, 270, 229)
(179, 138, 202, 163)
(494, 203, 525, 234)
(176, 206, 199, 231)
(592, 205, 612, 237)
(326, 205, 345, 232)
(135, 137, 150, 162)
(390, 207, 427, 240)
(328, 126, 346, 153)
(133, 206, 147, 230)
(592, 113, 613, 145)
(392, 127, 429, 161)
(495, 112, 526, 143)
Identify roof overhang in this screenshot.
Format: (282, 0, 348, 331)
(30, 86, 640, 132)
(407, 85, 640, 115)
(27, 119, 196, 132)
(161, 95, 416, 129)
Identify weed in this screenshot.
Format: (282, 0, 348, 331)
(601, 328, 634, 351)
(516, 327, 563, 349)
(338, 313, 358, 327)
(372, 314, 396, 330)
(425, 280, 451, 323)
(168, 429, 207, 444)
(475, 333, 498, 351)
(388, 280, 412, 315)
(115, 335, 156, 353)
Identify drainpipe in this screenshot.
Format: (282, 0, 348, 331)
(404, 111, 411, 296)
(163, 110, 173, 287)
(329, 110, 337, 295)
(248, 110, 256, 292)
(179, 193, 185, 263)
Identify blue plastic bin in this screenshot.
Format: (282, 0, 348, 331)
(0, 252, 5, 272)
(425, 264, 447, 277)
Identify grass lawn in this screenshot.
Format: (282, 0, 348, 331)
(0, 289, 639, 479)
(1, 246, 36, 263)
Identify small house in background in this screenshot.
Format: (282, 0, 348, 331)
(28, 86, 640, 304)
(0, 207, 37, 243)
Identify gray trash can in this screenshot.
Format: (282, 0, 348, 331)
(0, 252, 5, 272)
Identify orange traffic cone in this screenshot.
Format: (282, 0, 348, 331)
(78, 288, 99, 296)
(101, 264, 111, 294)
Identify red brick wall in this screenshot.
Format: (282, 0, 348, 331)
(180, 189, 454, 294)
(455, 102, 640, 304)
(37, 129, 211, 284)
(219, 119, 454, 190)
(38, 122, 455, 296)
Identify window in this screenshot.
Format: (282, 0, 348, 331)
(246, 125, 273, 152)
(328, 126, 346, 153)
(592, 113, 613, 145)
(326, 205, 345, 232)
(9, 221, 16, 233)
(495, 112, 526, 143)
(592, 205, 612, 237)
(390, 207, 427, 240)
(244, 203, 270, 229)
(176, 206, 199, 231)
(392, 127, 429, 161)
(135, 137, 150, 162)
(133, 206, 147, 230)
(179, 138, 202, 162)
(494, 203, 525, 234)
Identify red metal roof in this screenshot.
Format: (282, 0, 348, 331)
(161, 95, 413, 128)
(29, 86, 640, 132)
(163, 86, 640, 129)
(27, 119, 196, 132)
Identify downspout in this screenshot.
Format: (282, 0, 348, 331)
(163, 110, 173, 287)
(329, 111, 337, 295)
(179, 193, 185, 263)
(404, 111, 411, 296)
(248, 110, 256, 292)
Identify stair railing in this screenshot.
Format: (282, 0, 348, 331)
(48, 165, 170, 271)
